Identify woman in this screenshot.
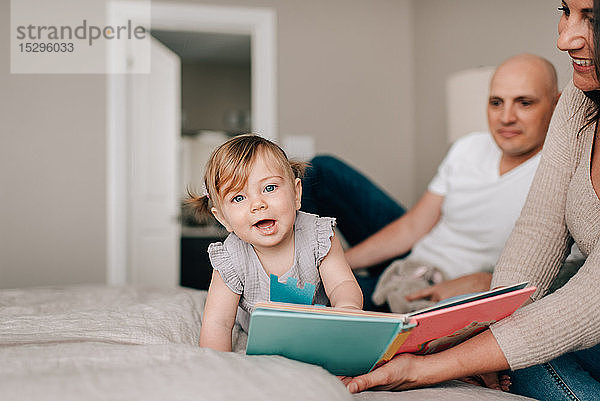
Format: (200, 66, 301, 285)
(343, 1, 600, 399)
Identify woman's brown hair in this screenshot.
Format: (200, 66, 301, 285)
(584, 0, 600, 125)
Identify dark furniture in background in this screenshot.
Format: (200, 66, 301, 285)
(180, 226, 227, 290)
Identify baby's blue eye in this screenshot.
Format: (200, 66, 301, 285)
(264, 184, 276, 193)
(232, 195, 245, 203)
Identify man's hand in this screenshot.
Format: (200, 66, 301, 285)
(405, 272, 492, 303)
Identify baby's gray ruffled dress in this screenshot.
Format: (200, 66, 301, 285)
(208, 211, 335, 331)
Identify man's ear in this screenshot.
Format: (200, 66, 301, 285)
(294, 177, 302, 210)
(211, 207, 232, 232)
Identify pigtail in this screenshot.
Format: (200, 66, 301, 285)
(184, 187, 213, 225)
(290, 160, 309, 179)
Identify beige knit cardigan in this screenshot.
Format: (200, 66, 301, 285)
(490, 80, 600, 370)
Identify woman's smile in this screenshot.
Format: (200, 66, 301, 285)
(571, 56, 595, 72)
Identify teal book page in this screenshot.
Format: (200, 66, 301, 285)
(246, 308, 404, 376)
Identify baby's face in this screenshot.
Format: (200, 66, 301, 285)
(212, 153, 301, 253)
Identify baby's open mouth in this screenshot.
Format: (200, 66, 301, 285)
(254, 219, 276, 229)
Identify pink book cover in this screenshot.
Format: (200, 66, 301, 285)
(396, 286, 535, 355)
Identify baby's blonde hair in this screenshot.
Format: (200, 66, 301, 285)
(186, 134, 306, 220)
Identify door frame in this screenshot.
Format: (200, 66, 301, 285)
(106, 2, 278, 285)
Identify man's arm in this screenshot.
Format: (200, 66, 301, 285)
(344, 191, 444, 270)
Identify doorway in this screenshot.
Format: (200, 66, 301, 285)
(106, 3, 277, 286)
(153, 29, 251, 290)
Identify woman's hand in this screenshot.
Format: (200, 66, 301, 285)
(342, 330, 511, 394)
(342, 354, 421, 393)
(343, 361, 511, 394)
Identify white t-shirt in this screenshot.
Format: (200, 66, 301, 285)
(407, 131, 540, 279)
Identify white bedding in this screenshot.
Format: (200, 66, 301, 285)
(0, 286, 207, 346)
(0, 285, 532, 401)
(0, 286, 350, 401)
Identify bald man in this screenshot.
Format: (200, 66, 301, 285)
(301, 54, 561, 312)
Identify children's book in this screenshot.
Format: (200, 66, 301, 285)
(245, 283, 534, 376)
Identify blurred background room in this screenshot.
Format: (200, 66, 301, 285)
(0, 0, 572, 290)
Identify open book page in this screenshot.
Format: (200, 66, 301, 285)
(409, 282, 529, 316)
(395, 284, 534, 355)
(253, 301, 411, 321)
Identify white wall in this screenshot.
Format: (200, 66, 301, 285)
(271, 0, 415, 206)
(0, 0, 107, 288)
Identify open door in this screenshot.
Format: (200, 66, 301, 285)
(107, 4, 277, 286)
(127, 37, 181, 287)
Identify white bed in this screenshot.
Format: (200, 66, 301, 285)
(0, 285, 532, 400)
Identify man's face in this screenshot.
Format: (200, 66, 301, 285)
(487, 62, 557, 159)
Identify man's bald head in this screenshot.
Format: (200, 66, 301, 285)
(492, 53, 559, 100)
(487, 54, 560, 169)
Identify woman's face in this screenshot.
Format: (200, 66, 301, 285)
(557, 0, 600, 91)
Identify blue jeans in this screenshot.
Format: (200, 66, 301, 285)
(510, 343, 600, 400)
(301, 155, 406, 310)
